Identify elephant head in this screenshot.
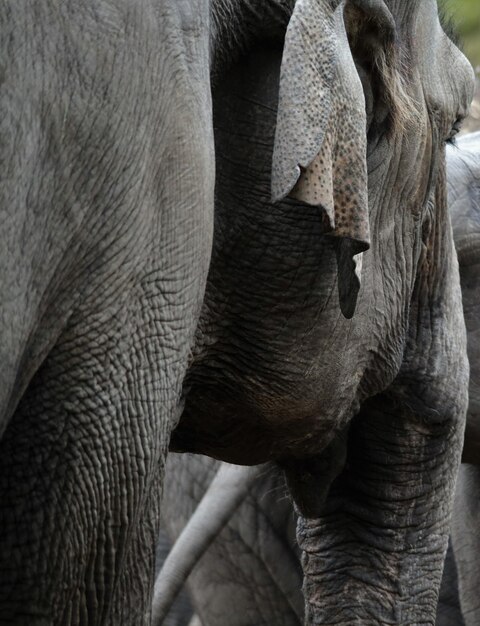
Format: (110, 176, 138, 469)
(174, 0, 473, 462)
(172, 0, 474, 623)
(271, 0, 403, 318)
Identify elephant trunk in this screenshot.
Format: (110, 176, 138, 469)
(151, 463, 264, 625)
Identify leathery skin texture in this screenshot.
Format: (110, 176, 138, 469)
(158, 456, 463, 626)
(171, 1, 474, 623)
(0, 0, 475, 624)
(0, 1, 213, 623)
(160, 133, 480, 626)
(447, 132, 480, 626)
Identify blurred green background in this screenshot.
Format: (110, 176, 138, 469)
(447, 0, 480, 67)
(443, 0, 480, 132)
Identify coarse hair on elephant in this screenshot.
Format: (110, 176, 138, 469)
(156, 132, 480, 626)
(0, 1, 474, 625)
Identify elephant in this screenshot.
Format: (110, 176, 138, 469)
(0, 2, 216, 624)
(158, 132, 480, 626)
(447, 131, 480, 626)
(168, 2, 474, 624)
(159, 457, 459, 626)
(159, 457, 300, 626)
(449, 131, 480, 466)
(0, 1, 473, 624)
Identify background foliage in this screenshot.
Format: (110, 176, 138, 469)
(447, 0, 480, 67)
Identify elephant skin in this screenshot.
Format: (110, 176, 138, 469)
(449, 132, 480, 465)
(173, 2, 474, 622)
(0, 2, 215, 623)
(447, 132, 480, 626)
(0, 1, 474, 624)
(160, 456, 301, 626)
(159, 458, 460, 626)
(160, 133, 480, 626)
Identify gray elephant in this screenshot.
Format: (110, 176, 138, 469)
(0, 1, 473, 624)
(447, 132, 480, 626)
(158, 460, 459, 626)
(449, 132, 480, 465)
(158, 132, 480, 626)
(170, 3, 473, 624)
(0, 2, 217, 623)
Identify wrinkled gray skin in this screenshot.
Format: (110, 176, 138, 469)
(449, 132, 480, 465)
(0, 2, 473, 624)
(160, 457, 460, 626)
(173, 2, 474, 624)
(160, 457, 300, 626)
(159, 132, 480, 626)
(447, 132, 480, 626)
(0, 2, 215, 623)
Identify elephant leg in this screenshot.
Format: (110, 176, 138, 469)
(0, 17, 215, 621)
(297, 393, 465, 625)
(0, 113, 214, 625)
(0, 182, 213, 626)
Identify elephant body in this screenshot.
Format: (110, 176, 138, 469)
(160, 132, 480, 626)
(0, 2, 215, 623)
(174, 3, 474, 622)
(0, 1, 474, 623)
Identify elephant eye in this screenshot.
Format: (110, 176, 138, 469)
(446, 117, 464, 145)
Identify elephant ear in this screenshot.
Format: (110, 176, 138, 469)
(272, 0, 396, 318)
